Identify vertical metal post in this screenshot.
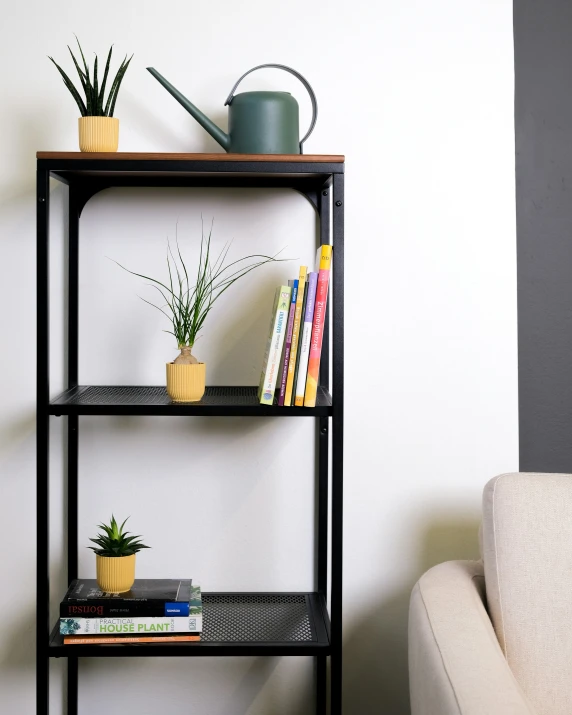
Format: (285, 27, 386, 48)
(68, 187, 79, 389)
(67, 187, 80, 715)
(318, 186, 331, 390)
(330, 172, 344, 715)
(36, 169, 50, 715)
(316, 182, 331, 715)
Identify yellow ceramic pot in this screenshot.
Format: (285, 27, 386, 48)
(78, 116, 119, 152)
(96, 554, 135, 593)
(166, 362, 206, 402)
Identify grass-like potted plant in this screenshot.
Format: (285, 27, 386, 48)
(114, 223, 283, 402)
(89, 515, 149, 593)
(49, 37, 133, 152)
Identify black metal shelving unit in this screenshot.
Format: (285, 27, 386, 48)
(36, 152, 344, 714)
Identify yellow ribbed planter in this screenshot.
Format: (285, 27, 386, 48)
(78, 117, 119, 152)
(96, 554, 135, 593)
(166, 362, 206, 402)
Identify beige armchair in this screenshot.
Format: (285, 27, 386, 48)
(409, 473, 572, 715)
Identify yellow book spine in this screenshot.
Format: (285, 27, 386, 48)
(284, 266, 307, 406)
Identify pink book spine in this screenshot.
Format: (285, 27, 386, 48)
(278, 281, 298, 406)
(304, 263, 331, 407)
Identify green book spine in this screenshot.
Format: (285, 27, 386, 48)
(258, 286, 292, 405)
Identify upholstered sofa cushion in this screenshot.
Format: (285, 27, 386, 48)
(409, 560, 533, 715)
(482, 472, 572, 715)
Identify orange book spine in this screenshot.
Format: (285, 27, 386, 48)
(64, 635, 201, 645)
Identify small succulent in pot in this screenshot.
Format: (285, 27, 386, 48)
(89, 515, 150, 593)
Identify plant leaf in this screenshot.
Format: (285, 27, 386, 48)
(107, 54, 133, 117)
(48, 57, 87, 116)
(98, 45, 113, 115)
(74, 36, 92, 115)
(92, 54, 99, 116)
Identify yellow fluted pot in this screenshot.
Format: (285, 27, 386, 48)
(79, 117, 119, 152)
(96, 554, 135, 593)
(166, 362, 206, 402)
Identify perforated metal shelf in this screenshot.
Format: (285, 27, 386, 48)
(49, 385, 332, 417)
(48, 592, 330, 658)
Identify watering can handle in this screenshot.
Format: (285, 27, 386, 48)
(224, 64, 318, 153)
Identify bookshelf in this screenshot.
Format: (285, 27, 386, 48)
(36, 152, 344, 714)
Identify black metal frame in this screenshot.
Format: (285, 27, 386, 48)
(36, 155, 344, 715)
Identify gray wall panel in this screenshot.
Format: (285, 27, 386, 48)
(516, 0, 572, 470)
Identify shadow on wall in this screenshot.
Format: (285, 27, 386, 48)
(342, 515, 481, 715)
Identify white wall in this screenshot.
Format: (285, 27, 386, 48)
(0, 1, 517, 713)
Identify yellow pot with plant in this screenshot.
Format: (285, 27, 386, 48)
(113, 223, 283, 402)
(49, 37, 133, 152)
(89, 515, 150, 593)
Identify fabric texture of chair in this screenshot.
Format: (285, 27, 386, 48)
(409, 560, 533, 715)
(482, 472, 572, 715)
(409, 472, 572, 715)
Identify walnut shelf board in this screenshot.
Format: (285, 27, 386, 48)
(37, 152, 345, 163)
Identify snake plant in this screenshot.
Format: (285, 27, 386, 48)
(49, 37, 132, 117)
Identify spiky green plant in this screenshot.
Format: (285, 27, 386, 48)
(49, 37, 133, 117)
(88, 516, 150, 558)
(112, 222, 285, 357)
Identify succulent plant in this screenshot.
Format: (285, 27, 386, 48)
(88, 515, 150, 557)
(49, 37, 133, 117)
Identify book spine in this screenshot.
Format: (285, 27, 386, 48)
(60, 601, 193, 618)
(284, 267, 308, 406)
(60, 615, 203, 635)
(291, 279, 308, 399)
(277, 280, 298, 406)
(64, 635, 201, 645)
(294, 272, 318, 406)
(304, 247, 333, 407)
(258, 286, 291, 405)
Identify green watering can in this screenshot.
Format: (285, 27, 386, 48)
(147, 64, 318, 154)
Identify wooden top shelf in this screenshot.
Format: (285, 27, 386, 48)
(37, 152, 344, 163)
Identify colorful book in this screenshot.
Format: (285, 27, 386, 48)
(64, 634, 201, 645)
(284, 266, 307, 406)
(294, 272, 318, 406)
(60, 579, 194, 618)
(292, 277, 308, 403)
(304, 246, 333, 407)
(277, 280, 298, 406)
(60, 614, 202, 635)
(258, 285, 291, 405)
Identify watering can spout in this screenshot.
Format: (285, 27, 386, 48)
(147, 67, 231, 151)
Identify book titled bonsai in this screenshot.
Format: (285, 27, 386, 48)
(60, 579, 199, 618)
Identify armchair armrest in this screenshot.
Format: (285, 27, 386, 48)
(409, 560, 534, 715)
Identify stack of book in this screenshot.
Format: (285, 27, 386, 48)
(59, 579, 202, 645)
(258, 244, 332, 407)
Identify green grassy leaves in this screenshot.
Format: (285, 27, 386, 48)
(112, 222, 286, 352)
